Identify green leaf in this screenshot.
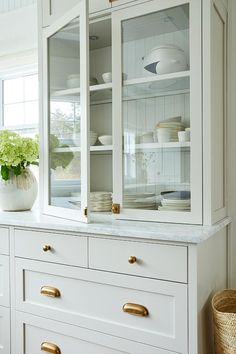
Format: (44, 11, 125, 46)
(13, 164, 22, 176)
(1, 165, 10, 181)
(31, 161, 39, 166)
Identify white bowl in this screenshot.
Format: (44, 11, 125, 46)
(67, 74, 80, 88)
(90, 77, 98, 86)
(157, 128, 171, 143)
(102, 72, 112, 83)
(90, 131, 98, 146)
(98, 135, 112, 145)
(102, 72, 127, 83)
(139, 132, 154, 143)
(143, 45, 188, 75)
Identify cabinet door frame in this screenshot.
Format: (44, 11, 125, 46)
(41, 1, 90, 222)
(112, 0, 202, 224)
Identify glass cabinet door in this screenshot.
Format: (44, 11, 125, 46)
(112, 0, 202, 223)
(42, 1, 90, 222)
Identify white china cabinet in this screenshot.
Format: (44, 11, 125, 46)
(39, 0, 227, 225)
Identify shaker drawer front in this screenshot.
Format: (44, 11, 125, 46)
(14, 229, 87, 267)
(89, 238, 187, 283)
(16, 312, 176, 354)
(15, 259, 187, 353)
(0, 228, 9, 255)
(0, 306, 10, 354)
(0, 255, 10, 307)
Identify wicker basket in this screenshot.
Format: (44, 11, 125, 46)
(212, 289, 236, 354)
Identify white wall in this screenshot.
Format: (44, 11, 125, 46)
(0, 3, 37, 74)
(228, 0, 236, 286)
(0, 0, 36, 13)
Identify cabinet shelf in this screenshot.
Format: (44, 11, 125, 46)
(134, 142, 190, 149)
(51, 72, 189, 104)
(123, 72, 190, 101)
(53, 142, 189, 153)
(53, 145, 113, 153)
(51, 83, 112, 97)
(123, 70, 190, 87)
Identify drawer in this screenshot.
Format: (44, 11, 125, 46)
(0, 255, 10, 307)
(89, 238, 188, 283)
(0, 306, 10, 354)
(0, 228, 9, 255)
(15, 259, 187, 353)
(14, 229, 87, 267)
(16, 312, 177, 354)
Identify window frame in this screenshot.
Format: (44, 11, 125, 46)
(0, 65, 38, 134)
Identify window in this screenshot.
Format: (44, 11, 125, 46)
(1, 73, 38, 137)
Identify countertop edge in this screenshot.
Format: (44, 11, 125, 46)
(0, 210, 231, 244)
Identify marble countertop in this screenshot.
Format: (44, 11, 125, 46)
(0, 209, 231, 244)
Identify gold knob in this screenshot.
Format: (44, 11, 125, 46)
(41, 342, 61, 354)
(123, 303, 149, 317)
(112, 203, 120, 214)
(43, 245, 51, 252)
(41, 286, 61, 298)
(128, 256, 137, 264)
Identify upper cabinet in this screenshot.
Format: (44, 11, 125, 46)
(38, 0, 228, 225)
(40, 0, 111, 28)
(112, 0, 201, 224)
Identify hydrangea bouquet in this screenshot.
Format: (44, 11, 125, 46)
(0, 130, 39, 181)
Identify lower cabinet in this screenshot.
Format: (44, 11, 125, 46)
(0, 306, 10, 354)
(0, 255, 10, 307)
(15, 311, 178, 354)
(15, 258, 187, 353)
(11, 226, 228, 354)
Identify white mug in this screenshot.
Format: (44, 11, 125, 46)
(178, 130, 190, 142)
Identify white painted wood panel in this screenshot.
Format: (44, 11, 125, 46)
(41, 0, 111, 27)
(42, 0, 79, 27)
(15, 311, 177, 354)
(211, 2, 226, 212)
(203, 0, 227, 225)
(14, 229, 88, 267)
(0, 306, 10, 354)
(0, 256, 10, 308)
(0, 228, 9, 255)
(0, 0, 35, 13)
(112, 0, 137, 7)
(89, 0, 111, 14)
(15, 258, 188, 353)
(89, 237, 187, 282)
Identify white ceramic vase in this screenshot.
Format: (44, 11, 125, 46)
(0, 167, 38, 211)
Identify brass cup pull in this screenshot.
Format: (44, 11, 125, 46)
(41, 342, 61, 354)
(128, 256, 137, 264)
(41, 286, 61, 298)
(43, 245, 51, 252)
(123, 303, 149, 317)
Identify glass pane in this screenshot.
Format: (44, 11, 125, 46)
(48, 16, 81, 211)
(4, 103, 24, 126)
(25, 101, 39, 125)
(4, 77, 24, 104)
(24, 74, 38, 101)
(122, 4, 191, 212)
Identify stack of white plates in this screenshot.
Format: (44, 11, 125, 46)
(90, 192, 112, 212)
(156, 117, 185, 141)
(159, 191, 191, 211)
(123, 193, 156, 210)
